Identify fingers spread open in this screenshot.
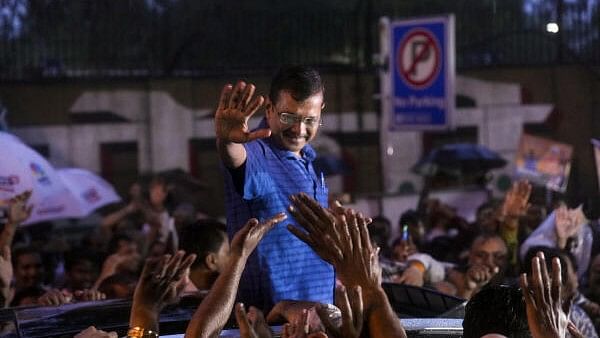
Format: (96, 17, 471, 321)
(551, 257, 562, 308)
(239, 84, 256, 109)
(217, 84, 233, 111)
(229, 81, 246, 108)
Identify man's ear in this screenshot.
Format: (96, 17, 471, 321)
(204, 253, 219, 272)
(264, 99, 273, 117)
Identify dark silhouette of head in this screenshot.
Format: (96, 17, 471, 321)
(463, 284, 531, 338)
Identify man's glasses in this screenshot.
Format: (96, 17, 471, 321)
(278, 112, 322, 127)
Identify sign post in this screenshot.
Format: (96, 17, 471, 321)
(378, 15, 455, 194)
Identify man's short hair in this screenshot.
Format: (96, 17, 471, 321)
(12, 246, 41, 267)
(470, 232, 506, 251)
(463, 284, 531, 338)
(64, 249, 99, 273)
(179, 219, 227, 269)
(269, 65, 324, 105)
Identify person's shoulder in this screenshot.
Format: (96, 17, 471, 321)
(245, 138, 269, 155)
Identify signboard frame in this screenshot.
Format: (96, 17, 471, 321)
(386, 15, 455, 131)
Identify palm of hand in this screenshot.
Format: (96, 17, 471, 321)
(502, 181, 531, 217)
(215, 108, 252, 143)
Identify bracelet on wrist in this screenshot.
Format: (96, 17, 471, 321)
(127, 326, 159, 338)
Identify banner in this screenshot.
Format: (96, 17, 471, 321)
(515, 133, 573, 192)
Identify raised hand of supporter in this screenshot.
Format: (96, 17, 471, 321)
(465, 264, 499, 291)
(230, 213, 287, 258)
(519, 252, 571, 338)
(317, 285, 363, 338)
(281, 309, 328, 338)
(235, 303, 273, 338)
(288, 193, 407, 338)
(215, 81, 271, 144)
(555, 205, 581, 249)
(185, 214, 287, 338)
(38, 289, 73, 306)
(0, 190, 33, 249)
(500, 181, 531, 224)
(74, 326, 117, 338)
(130, 251, 196, 332)
(267, 300, 323, 333)
(288, 193, 380, 291)
(6, 190, 33, 225)
(73, 289, 107, 302)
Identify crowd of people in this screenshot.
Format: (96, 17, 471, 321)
(0, 66, 597, 338)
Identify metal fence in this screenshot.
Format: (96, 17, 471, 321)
(0, 0, 598, 80)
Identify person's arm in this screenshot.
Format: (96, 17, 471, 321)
(215, 82, 271, 169)
(0, 246, 12, 307)
(185, 213, 286, 338)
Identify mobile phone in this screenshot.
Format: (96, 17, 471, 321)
(402, 224, 409, 241)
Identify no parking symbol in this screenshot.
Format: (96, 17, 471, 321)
(397, 29, 441, 89)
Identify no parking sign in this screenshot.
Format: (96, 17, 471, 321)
(387, 15, 455, 130)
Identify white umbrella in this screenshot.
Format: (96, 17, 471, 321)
(56, 168, 121, 217)
(0, 131, 71, 224)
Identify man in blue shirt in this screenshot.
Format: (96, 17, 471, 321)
(215, 66, 333, 312)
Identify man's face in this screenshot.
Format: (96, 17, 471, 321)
(468, 237, 508, 271)
(149, 182, 168, 207)
(68, 260, 97, 290)
(266, 91, 324, 155)
(15, 252, 44, 289)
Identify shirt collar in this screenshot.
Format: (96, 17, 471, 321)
(257, 118, 316, 162)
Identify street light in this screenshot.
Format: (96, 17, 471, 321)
(546, 22, 559, 34)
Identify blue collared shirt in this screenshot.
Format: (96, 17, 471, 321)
(222, 125, 334, 311)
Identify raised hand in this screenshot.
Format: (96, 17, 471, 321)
(235, 303, 272, 338)
(287, 193, 379, 291)
(500, 180, 531, 219)
(281, 309, 328, 338)
(519, 253, 570, 338)
(267, 300, 323, 333)
(230, 213, 287, 258)
(6, 190, 33, 225)
(317, 285, 363, 338)
(130, 251, 196, 332)
(215, 81, 271, 144)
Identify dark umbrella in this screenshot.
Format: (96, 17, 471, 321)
(412, 143, 507, 216)
(412, 143, 507, 177)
